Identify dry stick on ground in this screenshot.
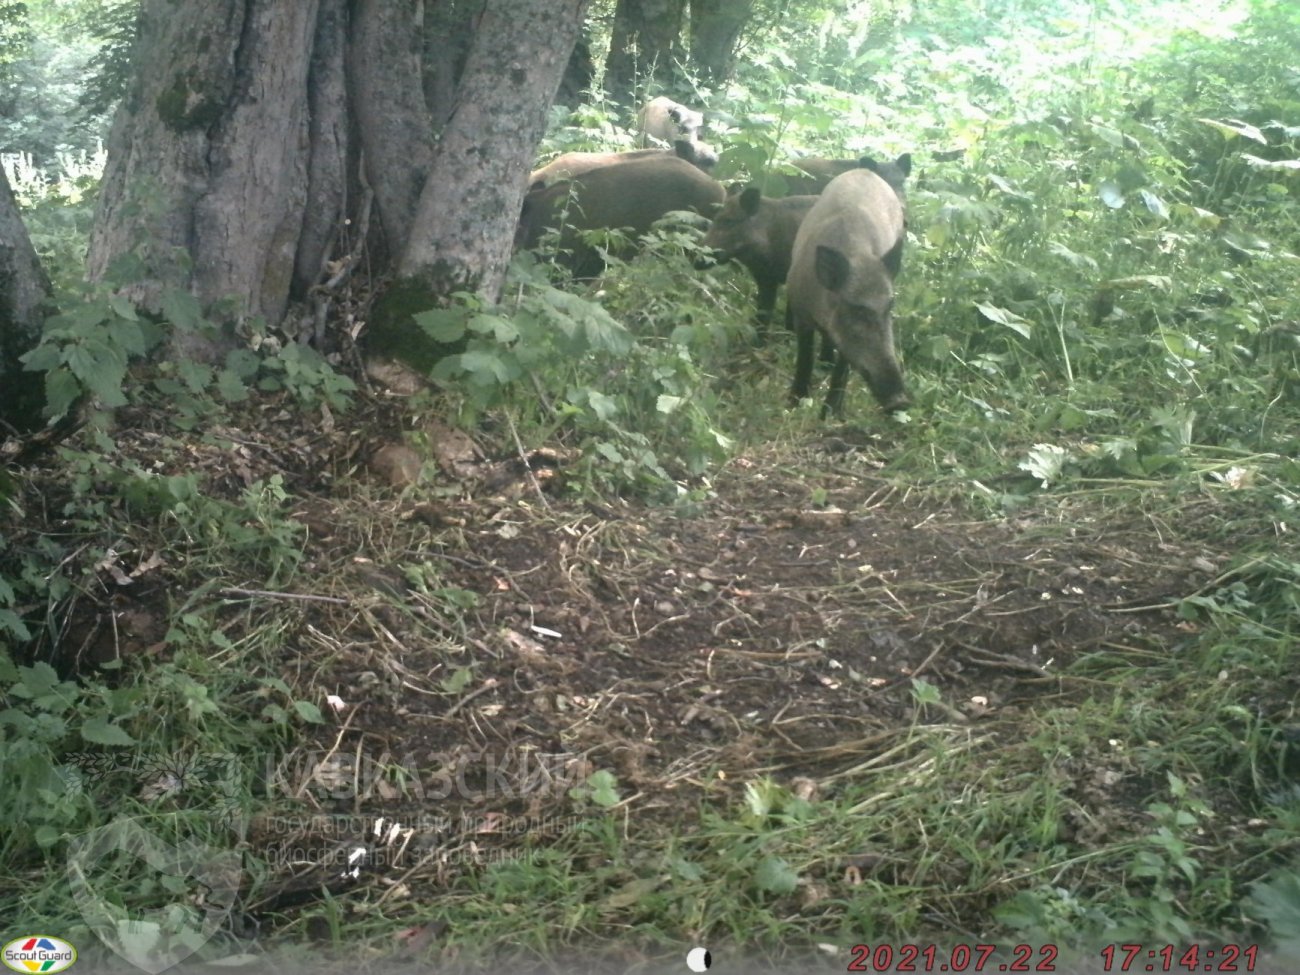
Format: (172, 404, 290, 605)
(955, 642, 1053, 677)
(220, 587, 350, 605)
(501, 409, 550, 509)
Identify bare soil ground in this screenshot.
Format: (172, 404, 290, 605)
(13, 394, 1269, 970)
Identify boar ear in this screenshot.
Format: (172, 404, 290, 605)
(895, 153, 912, 177)
(814, 246, 851, 292)
(739, 186, 763, 215)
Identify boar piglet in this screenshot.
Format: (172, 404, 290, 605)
(786, 167, 909, 418)
(697, 186, 818, 331)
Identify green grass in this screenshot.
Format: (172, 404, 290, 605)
(4, 0, 1300, 968)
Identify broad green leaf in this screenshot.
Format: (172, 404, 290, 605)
(108, 318, 148, 356)
(81, 715, 136, 746)
(468, 313, 519, 343)
(293, 700, 324, 723)
(975, 302, 1032, 338)
(161, 289, 204, 331)
(178, 359, 215, 394)
(44, 367, 80, 418)
(1195, 117, 1267, 144)
(1091, 123, 1127, 149)
(1105, 275, 1172, 292)
(754, 856, 799, 894)
(79, 357, 129, 407)
(657, 394, 684, 414)
(109, 295, 138, 321)
(587, 390, 618, 421)
(1047, 241, 1098, 272)
(20, 342, 61, 372)
(1241, 154, 1300, 172)
(0, 608, 31, 642)
(457, 349, 516, 385)
(216, 368, 249, 402)
(586, 769, 621, 807)
(413, 307, 468, 343)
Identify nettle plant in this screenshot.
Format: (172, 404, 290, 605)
(423, 248, 737, 497)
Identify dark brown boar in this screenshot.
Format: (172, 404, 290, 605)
(516, 155, 727, 278)
(778, 153, 912, 198)
(528, 140, 717, 190)
(786, 167, 909, 418)
(698, 186, 818, 329)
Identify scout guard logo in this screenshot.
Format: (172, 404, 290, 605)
(1, 936, 77, 973)
(67, 817, 241, 974)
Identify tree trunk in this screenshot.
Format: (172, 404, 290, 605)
(398, 0, 588, 301)
(84, 0, 584, 368)
(423, 0, 478, 130)
(604, 0, 687, 107)
(0, 166, 53, 434)
(86, 0, 322, 361)
(555, 31, 594, 109)
(349, 0, 434, 266)
(689, 0, 753, 85)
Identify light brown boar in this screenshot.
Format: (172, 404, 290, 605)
(637, 96, 705, 147)
(516, 155, 727, 278)
(528, 141, 717, 190)
(786, 167, 909, 417)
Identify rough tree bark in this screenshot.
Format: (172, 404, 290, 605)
(349, 0, 434, 265)
(604, 0, 687, 106)
(689, 0, 755, 85)
(85, 0, 586, 366)
(422, 0, 478, 130)
(398, 0, 588, 301)
(0, 166, 54, 434)
(86, 0, 322, 360)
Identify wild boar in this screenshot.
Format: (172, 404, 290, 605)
(698, 186, 819, 329)
(516, 154, 727, 278)
(786, 167, 909, 417)
(777, 153, 912, 198)
(528, 140, 717, 190)
(638, 95, 706, 147)
(699, 151, 910, 330)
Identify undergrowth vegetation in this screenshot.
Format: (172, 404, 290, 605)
(3, 0, 1300, 968)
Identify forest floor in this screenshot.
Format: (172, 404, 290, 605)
(21, 388, 1288, 973)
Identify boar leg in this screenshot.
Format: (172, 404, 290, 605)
(789, 315, 818, 405)
(822, 349, 852, 419)
(755, 280, 779, 337)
